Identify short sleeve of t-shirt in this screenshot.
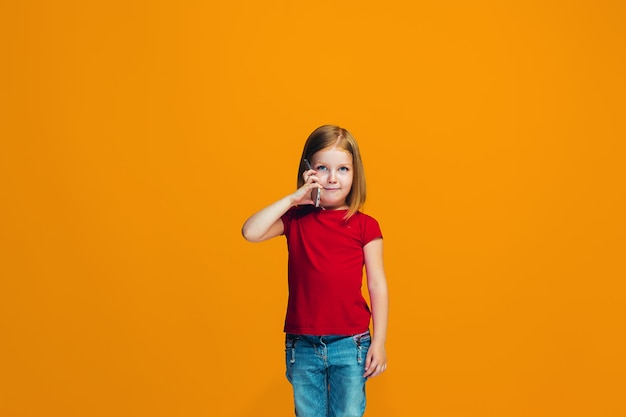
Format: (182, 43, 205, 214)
(360, 213, 383, 245)
(281, 208, 293, 236)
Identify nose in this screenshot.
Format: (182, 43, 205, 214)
(328, 170, 338, 183)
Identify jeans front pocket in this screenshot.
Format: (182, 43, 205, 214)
(285, 334, 299, 364)
(352, 331, 371, 364)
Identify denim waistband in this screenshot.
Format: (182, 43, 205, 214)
(286, 330, 370, 344)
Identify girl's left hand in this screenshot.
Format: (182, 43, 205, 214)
(364, 342, 387, 378)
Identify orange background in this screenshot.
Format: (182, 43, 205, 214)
(1, 1, 625, 416)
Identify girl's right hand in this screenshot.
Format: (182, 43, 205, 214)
(292, 168, 322, 206)
(242, 169, 322, 242)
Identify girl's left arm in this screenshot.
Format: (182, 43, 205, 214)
(363, 237, 389, 378)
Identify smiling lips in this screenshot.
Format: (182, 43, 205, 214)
(323, 188, 340, 191)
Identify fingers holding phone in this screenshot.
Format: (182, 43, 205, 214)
(303, 159, 322, 207)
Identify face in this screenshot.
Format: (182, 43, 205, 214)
(310, 146, 354, 210)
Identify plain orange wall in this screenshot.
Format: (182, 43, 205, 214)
(1, 1, 625, 416)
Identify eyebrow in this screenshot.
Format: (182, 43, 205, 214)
(313, 161, 353, 166)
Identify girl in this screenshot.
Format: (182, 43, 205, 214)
(242, 125, 388, 417)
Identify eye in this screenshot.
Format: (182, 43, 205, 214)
(316, 165, 328, 171)
(338, 166, 350, 172)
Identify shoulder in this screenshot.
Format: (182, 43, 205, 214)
(352, 211, 383, 243)
(352, 211, 381, 227)
(281, 206, 316, 232)
(283, 205, 315, 220)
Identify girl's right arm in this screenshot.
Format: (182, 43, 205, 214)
(241, 195, 292, 242)
(242, 170, 321, 242)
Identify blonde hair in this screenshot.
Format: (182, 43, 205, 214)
(297, 125, 366, 219)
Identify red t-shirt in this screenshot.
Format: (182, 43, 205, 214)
(281, 206, 383, 335)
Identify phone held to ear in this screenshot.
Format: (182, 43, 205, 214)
(303, 158, 321, 207)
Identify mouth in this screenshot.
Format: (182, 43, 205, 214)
(323, 188, 340, 191)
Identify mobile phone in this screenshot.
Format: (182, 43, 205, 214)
(303, 158, 321, 207)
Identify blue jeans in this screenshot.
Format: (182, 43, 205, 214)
(285, 331, 371, 417)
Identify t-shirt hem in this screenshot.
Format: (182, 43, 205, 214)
(284, 326, 370, 336)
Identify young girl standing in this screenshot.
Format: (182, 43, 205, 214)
(242, 125, 388, 417)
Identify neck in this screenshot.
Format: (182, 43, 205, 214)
(321, 204, 349, 210)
